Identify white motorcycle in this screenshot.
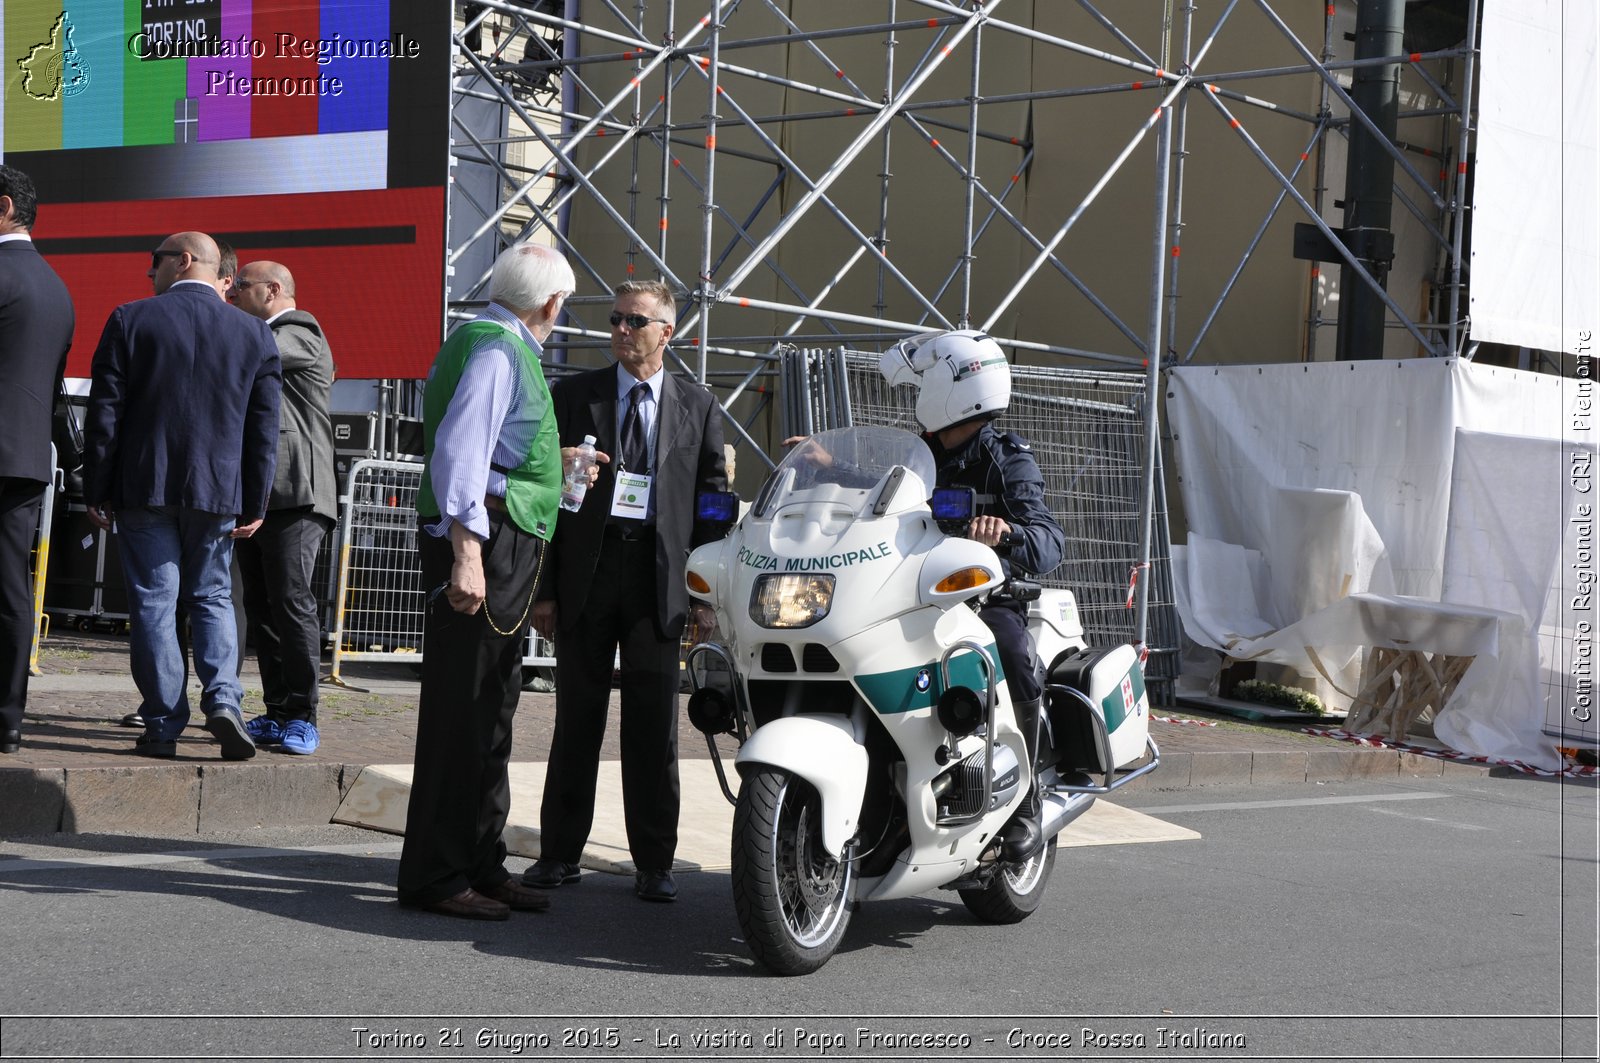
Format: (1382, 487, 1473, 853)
(684, 425, 1159, 975)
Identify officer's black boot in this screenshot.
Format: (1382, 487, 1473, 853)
(998, 697, 1046, 864)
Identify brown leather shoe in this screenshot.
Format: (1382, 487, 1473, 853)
(406, 887, 510, 921)
(475, 879, 551, 912)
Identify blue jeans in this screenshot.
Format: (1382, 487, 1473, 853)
(116, 506, 243, 740)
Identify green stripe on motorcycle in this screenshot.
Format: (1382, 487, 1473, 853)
(1100, 665, 1146, 731)
(856, 646, 999, 715)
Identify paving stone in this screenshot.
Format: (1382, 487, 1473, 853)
(61, 765, 200, 834)
(1437, 758, 1492, 777)
(1250, 750, 1308, 785)
(1306, 748, 1398, 781)
(0, 769, 66, 834)
(1399, 752, 1445, 777)
(1189, 751, 1253, 786)
(198, 762, 350, 832)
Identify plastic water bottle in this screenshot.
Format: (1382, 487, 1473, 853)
(559, 435, 598, 512)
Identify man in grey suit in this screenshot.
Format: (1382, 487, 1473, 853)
(0, 166, 74, 755)
(228, 260, 337, 755)
(525, 279, 726, 903)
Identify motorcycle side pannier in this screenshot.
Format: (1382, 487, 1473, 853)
(1044, 644, 1151, 773)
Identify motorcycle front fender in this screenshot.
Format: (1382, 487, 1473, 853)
(734, 715, 867, 860)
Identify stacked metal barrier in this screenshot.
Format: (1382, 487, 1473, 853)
(781, 348, 1180, 702)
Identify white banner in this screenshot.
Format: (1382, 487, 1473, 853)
(1471, 0, 1599, 354)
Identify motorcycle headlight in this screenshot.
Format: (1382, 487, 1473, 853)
(749, 573, 835, 628)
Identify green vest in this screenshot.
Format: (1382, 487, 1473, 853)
(416, 319, 561, 540)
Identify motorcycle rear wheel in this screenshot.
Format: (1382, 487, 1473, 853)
(732, 767, 855, 976)
(958, 835, 1057, 923)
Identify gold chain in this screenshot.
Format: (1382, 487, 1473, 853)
(482, 534, 547, 638)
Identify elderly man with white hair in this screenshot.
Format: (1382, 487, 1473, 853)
(396, 242, 589, 922)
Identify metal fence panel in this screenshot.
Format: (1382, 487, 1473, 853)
(326, 458, 555, 684)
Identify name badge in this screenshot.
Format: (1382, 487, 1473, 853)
(611, 470, 651, 519)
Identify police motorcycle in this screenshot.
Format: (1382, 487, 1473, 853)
(683, 424, 1160, 976)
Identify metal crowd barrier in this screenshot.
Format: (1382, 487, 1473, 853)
(325, 457, 556, 689)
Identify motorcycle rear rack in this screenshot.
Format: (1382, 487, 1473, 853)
(1042, 683, 1162, 794)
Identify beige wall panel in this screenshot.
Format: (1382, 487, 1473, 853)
(1019, 2, 1331, 367)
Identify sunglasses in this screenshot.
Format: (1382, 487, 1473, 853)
(233, 278, 271, 291)
(609, 312, 669, 329)
(150, 249, 185, 269)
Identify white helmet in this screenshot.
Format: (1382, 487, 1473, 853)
(878, 329, 1012, 433)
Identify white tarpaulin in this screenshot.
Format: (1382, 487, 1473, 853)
(1169, 360, 1588, 769)
(1471, 0, 1599, 354)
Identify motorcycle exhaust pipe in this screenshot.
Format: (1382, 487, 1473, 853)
(1038, 787, 1097, 840)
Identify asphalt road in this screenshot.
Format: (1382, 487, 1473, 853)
(0, 772, 1594, 1062)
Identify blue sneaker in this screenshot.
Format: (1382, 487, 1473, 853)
(281, 719, 320, 755)
(244, 714, 284, 744)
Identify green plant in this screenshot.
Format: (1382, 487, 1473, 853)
(1232, 678, 1323, 715)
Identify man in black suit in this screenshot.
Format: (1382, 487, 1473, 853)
(0, 166, 74, 755)
(525, 279, 726, 902)
(229, 260, 337, 756)
(84, 232, 281, 760)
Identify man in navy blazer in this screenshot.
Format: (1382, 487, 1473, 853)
(0, 166, 74, 756)
(84, 232, 281, 760)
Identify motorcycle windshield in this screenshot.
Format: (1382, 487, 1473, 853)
(755, 425, 937, 518)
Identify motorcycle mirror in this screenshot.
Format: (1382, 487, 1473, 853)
(695, 490, 740, 525)
(936, 684, 986, 737)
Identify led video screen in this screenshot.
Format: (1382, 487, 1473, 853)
(2, 0, 448, 379)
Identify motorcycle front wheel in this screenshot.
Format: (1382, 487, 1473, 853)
(731, 767, 855, 976)
(958, 835, 1057, 923)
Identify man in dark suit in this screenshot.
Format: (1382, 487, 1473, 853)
(84, 232, 281, 760)
(0, 166, 74, 755)
(229, 260, 337, 756)
(525, 279, 726, 903)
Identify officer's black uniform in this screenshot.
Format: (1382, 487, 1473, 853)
(928, 421, 1065, 702)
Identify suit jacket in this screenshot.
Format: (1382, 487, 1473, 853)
(266, 309, 337, 521)
(84, 282, 281, 519)
(0, 239, 74, 484)
(540, 362, 726, 637)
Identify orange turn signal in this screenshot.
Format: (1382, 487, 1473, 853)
(933, 567, 994, 594)
(687, 571, 712, 594)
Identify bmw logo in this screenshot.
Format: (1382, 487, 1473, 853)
(914, 669, 931, 692)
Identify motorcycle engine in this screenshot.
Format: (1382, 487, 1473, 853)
(935, 741, 1022, 823)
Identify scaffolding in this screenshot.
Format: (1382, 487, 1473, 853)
(445, 0, 1480, 662)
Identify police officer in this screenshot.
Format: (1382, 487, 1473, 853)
(880, 329, 1065, 862)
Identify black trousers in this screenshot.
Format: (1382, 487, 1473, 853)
(981, 599, 1040, 703)
(0, 479, 44, 733)
(235, 507, 330, 723)
(396, 513, 545, 906)
(539, 527, 681, 872)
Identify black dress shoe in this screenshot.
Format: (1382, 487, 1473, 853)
(119, 712, 145, 728)
(133, 735, 177, 758)
(475, 879, 551, 912)
(401, 887, 510, 921)
(635, 869, 678, 902)
(0, 729, 19, 754)
(522, 859, 582, 888)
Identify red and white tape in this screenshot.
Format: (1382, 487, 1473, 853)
(1302, 727, 1600, 778)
